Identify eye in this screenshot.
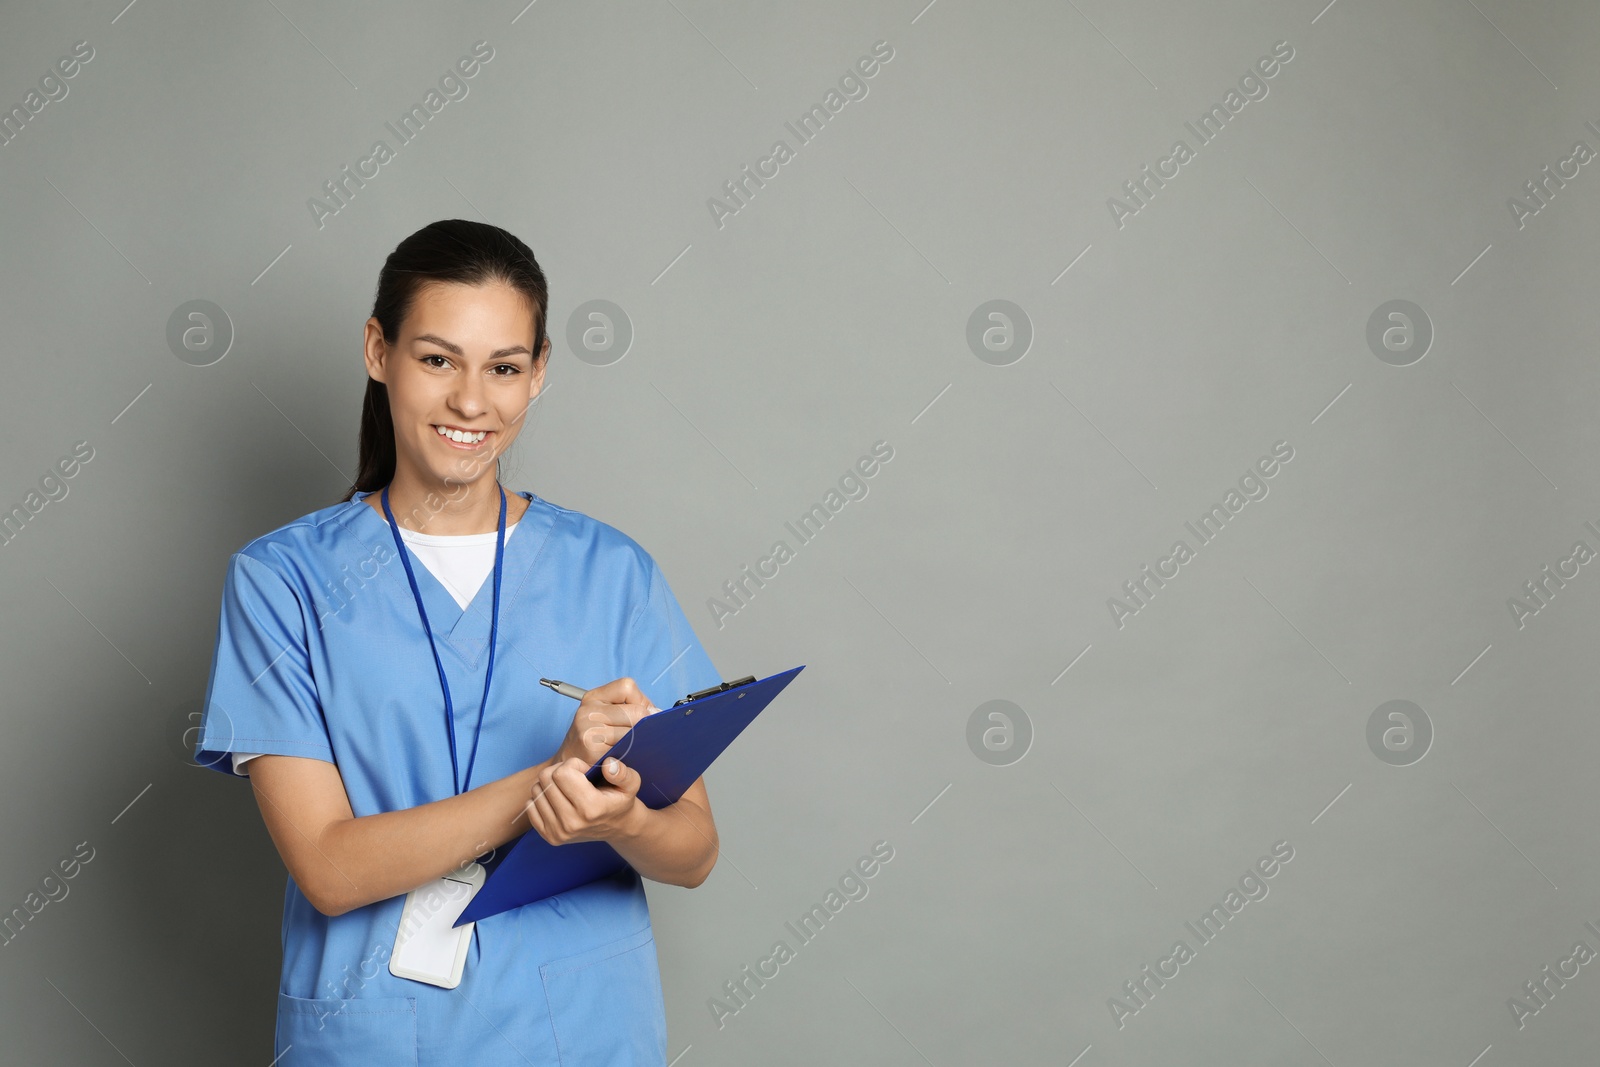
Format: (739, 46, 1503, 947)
(490, 363, 522, 376)
(421, 354, 450, 368)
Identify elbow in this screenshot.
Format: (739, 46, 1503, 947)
(299, 877, 357, 918)
(684, 843, 719, 890)
(289, 823, 363, 917)
(313, 895, 354, 919)
(303, 887, 343, 918)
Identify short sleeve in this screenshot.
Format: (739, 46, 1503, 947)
(623, 557, 722, 712)
(194, 551, 334, 775)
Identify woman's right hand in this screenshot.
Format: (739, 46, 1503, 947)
(547, 676, 659, 769)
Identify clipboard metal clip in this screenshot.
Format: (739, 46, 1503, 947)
(673, 675, 757, 707)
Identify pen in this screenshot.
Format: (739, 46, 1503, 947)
(538, 678, 587, 701)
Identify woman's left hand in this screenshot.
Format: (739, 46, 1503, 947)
(525, 756, 643, 845)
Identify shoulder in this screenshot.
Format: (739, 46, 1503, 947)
(529, 493, 659, 584)
(527, 494, 670, 632)
(228, 496, 379, 587)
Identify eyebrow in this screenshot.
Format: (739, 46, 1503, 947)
(412, 333, 532, 360)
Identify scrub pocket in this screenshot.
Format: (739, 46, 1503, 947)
(276, 992, 418, 1064)
(541, 925, 668, 1067)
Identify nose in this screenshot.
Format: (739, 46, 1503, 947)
(448, 371, 488, 420)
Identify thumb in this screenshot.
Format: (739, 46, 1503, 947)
(602, 756, 641, 794)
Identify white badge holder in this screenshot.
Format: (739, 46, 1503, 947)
(389, 860, 486, 989)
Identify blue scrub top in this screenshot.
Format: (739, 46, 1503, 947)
(195, 488, 721, 1066)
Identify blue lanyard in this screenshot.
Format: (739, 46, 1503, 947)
(380, 484, 506, 796)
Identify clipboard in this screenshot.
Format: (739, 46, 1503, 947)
(456, 664, 805, 925)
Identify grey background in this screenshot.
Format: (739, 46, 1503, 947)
(1, 0, 1597, 1063)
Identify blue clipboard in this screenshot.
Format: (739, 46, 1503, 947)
(456, 664, 805, 925)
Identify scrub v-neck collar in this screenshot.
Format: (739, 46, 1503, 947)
(350, 488, 548, 665)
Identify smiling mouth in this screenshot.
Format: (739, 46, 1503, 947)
(434, 424, 492, 445)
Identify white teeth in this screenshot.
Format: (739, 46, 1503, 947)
(436, 426, 487, 443)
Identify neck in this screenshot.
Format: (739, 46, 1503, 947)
(373, 470, 509, 535)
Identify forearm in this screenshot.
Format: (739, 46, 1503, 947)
(609, 797, 719, 888)
(309, 761, 549, 915)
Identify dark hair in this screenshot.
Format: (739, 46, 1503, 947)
(341, 219, 549, 501)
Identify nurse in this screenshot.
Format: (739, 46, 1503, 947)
(195, 218, 723, 1065)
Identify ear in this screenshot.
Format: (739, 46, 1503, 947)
(529, 335, 551, 399)
(362, 317, 390, 384)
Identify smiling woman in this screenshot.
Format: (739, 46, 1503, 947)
(195, 219, 725, 1065)
(355, 267, 547, 535)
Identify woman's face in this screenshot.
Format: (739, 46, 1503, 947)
(363, 280, 548, 490)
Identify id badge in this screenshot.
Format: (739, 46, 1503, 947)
(389, 860, 486, 989)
